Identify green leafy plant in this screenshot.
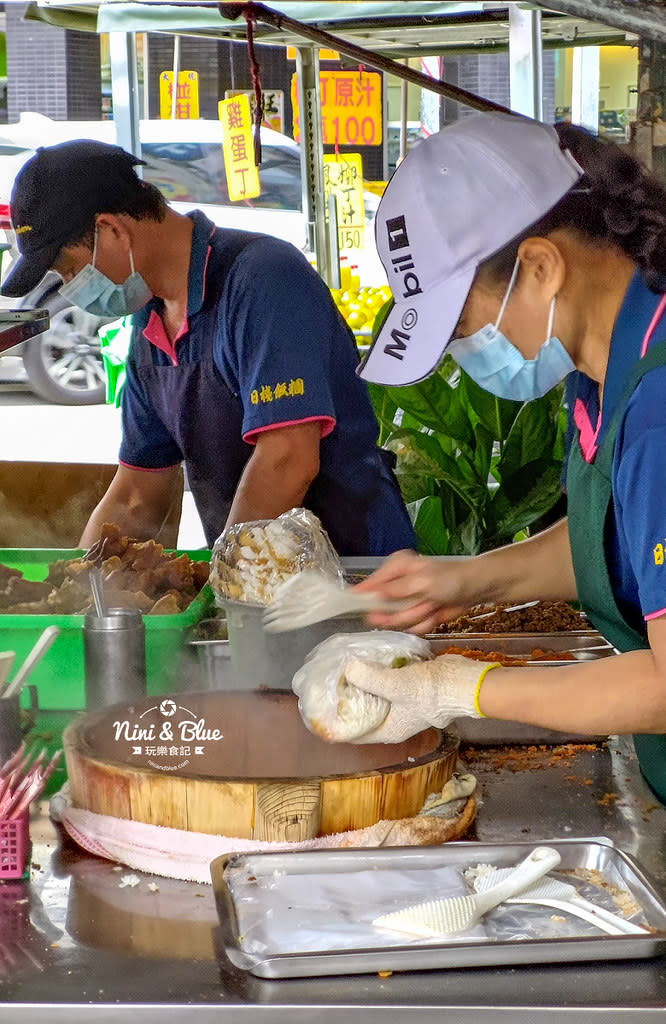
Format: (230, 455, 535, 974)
(368, 355, 568, 555)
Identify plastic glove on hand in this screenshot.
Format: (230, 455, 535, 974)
(344, 655, 499, 744)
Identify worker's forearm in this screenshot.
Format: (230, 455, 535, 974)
(479, 649, 665, 734)
(80, 499, 136, 547)
(79, 497, 158, 547)
(226, 450, 317, 526)
(79, 465, 184, 548)
(468, 517, 577, 606)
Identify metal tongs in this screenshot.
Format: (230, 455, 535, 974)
(263, 570, 410, 634)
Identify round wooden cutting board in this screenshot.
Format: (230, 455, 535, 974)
(64, 690, 459, 841)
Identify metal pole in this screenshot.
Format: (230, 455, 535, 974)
(109, 32, 142, 164)
(327, 193, 340, 290)
(571, 45, 600, 134)
(294, 45, 330, 285)
(509, 6, 544, 120)
(635, 38, 654, 170)
(382, 73, 389, 181)
(399, 60, 408, 162)
(171, 34, 180, 119)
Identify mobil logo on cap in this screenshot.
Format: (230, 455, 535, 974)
(385, 214, 422, 299)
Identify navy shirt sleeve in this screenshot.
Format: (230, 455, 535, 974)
(118, 336, 183, 469)
(613, 366, 666, 619)
(213, 237, 344, 441)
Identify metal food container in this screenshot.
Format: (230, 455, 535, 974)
(219, 597, 366, 690)
(211, 838, 666, 979)
(207, 559, 393, 691)
(428, 632, 616, 661)
(186, 605, 368, 693)
(187, 606, 369, 692)
(429, 633, 616, 745)
(186, 638, 233, 692)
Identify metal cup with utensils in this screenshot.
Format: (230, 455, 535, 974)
(83, 608, 146, 710)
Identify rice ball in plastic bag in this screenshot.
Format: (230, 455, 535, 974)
(293, 631, 433, 743)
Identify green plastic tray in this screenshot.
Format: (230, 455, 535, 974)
(0, 548, 213, 711)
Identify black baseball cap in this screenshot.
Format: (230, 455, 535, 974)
(1, 139, 146, 297)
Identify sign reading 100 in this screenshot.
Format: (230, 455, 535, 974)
(291, 71, 382, 147)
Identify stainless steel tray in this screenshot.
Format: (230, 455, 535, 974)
(211, 838, 666, 979)
(429, 633, 615, 744)
(0, 307, 50, 352)
(452, 718, 608, 745)
(428, 632, 615, 663)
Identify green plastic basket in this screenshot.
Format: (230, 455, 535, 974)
(0, 548, 213, 711)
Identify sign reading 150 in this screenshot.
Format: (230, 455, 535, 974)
(339, 228, 363, 250)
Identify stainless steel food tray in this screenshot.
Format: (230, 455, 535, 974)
(428, 633, 615, 744)
(211, 838, 666, 979)
(427, 632, 615, 662)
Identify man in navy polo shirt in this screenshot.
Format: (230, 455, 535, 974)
(2, 140, 415, 555)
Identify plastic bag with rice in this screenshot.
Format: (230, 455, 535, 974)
(293, 631, 433, 743)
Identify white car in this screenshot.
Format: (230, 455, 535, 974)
(0, 113, 382, 404)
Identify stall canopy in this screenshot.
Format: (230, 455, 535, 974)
(24, 0, 651, 283)
(29, 1, 641, 52)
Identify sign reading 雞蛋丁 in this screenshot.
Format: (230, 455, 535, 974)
(218, 94, 261, 201)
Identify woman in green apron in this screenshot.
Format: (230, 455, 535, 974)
(347, 112, 666, 803)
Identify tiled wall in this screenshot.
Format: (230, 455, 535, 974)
(66, 31, 102, 120)
(145, 34, 228, 119)
(447, 51, 556, 125)
(6, 3, 101, 123)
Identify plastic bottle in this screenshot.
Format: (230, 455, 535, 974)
(350, 264, 361, 290)
(339, 256, 351, 290)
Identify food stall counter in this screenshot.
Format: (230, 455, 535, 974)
(1, 734, 666, 1022)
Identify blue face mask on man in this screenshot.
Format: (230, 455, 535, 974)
(447, 258, 575, 401)
(59, 229, 152, 317)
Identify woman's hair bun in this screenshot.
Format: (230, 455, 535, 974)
(482, 122, 666, 289)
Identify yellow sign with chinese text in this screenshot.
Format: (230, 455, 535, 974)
(291, 71, 382, 146)
(323, 154, 365, 253)
(224, 89, 284, 134)
(159, 70, 200, 119)
(286, 47, 339, 61)
(218, 95, 261, 202)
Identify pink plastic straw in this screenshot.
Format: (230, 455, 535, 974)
(0, 747, 62, 819)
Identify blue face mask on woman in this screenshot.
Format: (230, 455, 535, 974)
(59, 229, 152, 317)
(447, 258, 575, 401)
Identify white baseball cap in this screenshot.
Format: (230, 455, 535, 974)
(358, 112, 583, 387)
